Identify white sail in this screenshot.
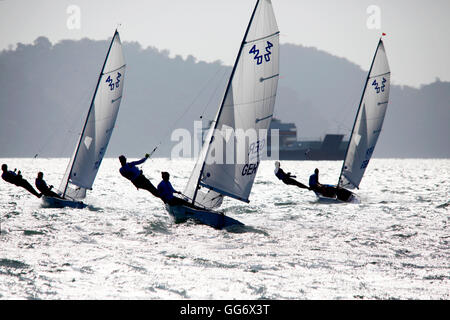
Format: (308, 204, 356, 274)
(184, 121, 224, 208)
(184, 0, 279, 208)
(59, 31, 126, 198)
(338, 39, 390, 189)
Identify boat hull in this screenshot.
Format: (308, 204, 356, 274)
(41, 196, 86, 209)
(165, 204, 244, 229)
(314, 184, 357, 203)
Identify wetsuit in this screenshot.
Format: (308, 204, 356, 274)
(119, 157, 159, 197)
(2, 170, 41, 198)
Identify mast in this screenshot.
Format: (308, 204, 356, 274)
(192, 0, 261, 204)
(63, 30, 119, 198)
(337, 38, 383, 188)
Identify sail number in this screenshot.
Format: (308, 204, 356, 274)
(360, 147, 376, 169)
(360, 160, 369, 169)
(106, 72, 122, 91)
(249, 41, 273, 65)
(93, 146, 106, 170)
(242, 162, 259, 176)
(372, 77, 386, 94)
(248, 139, 265, 157)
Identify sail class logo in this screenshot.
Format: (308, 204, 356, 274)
(249, 41, 273, 65)
(105, 72, 122, 91)
(372, 77, 386, 94)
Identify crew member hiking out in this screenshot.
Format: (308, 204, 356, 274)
(119, 154, 160, 198)
(1, 164, 42, 198)
(274, 161, 310, 190)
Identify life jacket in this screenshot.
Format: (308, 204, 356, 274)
(275, 168, 286, 180)
(35, 178, 49, 193)
(2, 171, 20, 185)
(119, 164, 142, 181)
(309, 173, 318, 187)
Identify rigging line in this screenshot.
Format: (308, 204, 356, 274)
(148, 65, 227, 155)
(199, 67, 230, 120)
(32, 127, 61, 160)
(330, 85, 364, 135)
(54, 77, 98, 159)
(33, 80, 94, 159)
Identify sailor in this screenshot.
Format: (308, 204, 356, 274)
(157, 172, 181, 203)
(309, 168, 321, 190)
(274, 161, 310, 190)
(1, 164, 42, 198)
(308, 168, 323, 192)
(35, 172, 64, 199)
(119, 154, 160, 198)
(308, 168, 337, 197)
(157, 171, 202, 209)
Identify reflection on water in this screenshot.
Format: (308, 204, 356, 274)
(0, 158, 449, 299)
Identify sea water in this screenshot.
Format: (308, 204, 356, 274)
(0, 158, 448, 299)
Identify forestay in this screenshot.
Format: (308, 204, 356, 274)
(338, 39, 390, 189)
(184, 0, 279, 208)
(59, 31, 126, 199)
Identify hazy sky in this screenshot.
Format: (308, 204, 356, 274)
(0, 0, 449, 87)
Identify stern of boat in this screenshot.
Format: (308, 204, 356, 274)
(41, 196, 86, 209)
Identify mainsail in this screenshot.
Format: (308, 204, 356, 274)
(184, 0, 279, 208)
(338, 39, 390, 189)
(59, 30, 126, 199)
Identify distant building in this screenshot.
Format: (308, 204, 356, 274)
(200, 118, 348, 160)
(267, 118, 348, 160)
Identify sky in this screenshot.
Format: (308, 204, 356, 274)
(0, 0, 449, 88)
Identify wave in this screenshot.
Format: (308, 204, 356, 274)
(436, 201, 450, 209)
(0, 258, 28, 269)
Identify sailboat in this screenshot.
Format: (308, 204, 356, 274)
(165, 0, 279, 228)
(313, 37, 390, 202)
(42, 30, 126, 208)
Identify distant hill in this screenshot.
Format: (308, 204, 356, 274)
(0, 37, 448, 158)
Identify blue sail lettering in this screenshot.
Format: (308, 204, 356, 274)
(115, 72, 121, 88)
(106, 75, 114, 90)
(372, 79, 380, 93)
(106, 72, 121, 91)
(250, 41, 273, 65)
(381, 77, 386, 92)
(264, 41, 273, 62)
(249, 45, 262, 65)
(242, 162, 259, 176)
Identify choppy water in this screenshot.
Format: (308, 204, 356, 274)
(0, 158, 449, 300)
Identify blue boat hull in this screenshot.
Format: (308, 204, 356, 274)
(41, 196, 86, 209)
(314, 184, 358, 203)
(165, 204, 244, 229)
